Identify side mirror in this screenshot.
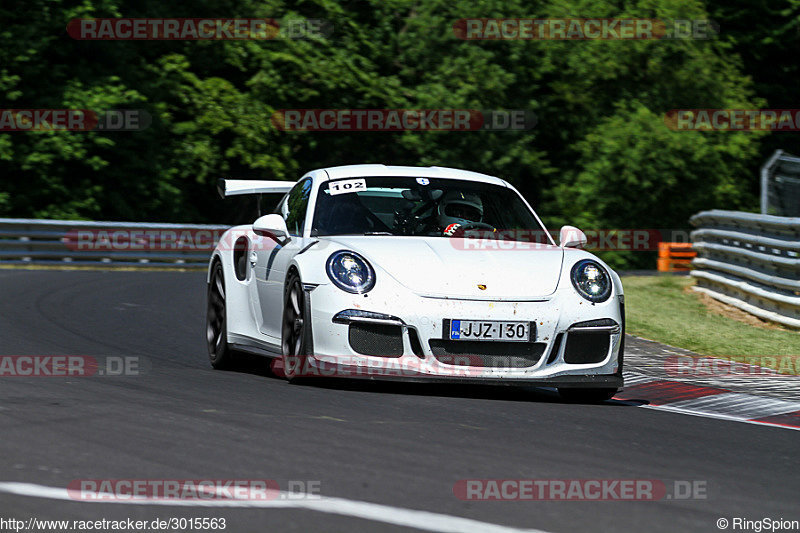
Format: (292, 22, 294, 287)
(253, 214, 290, 244)
(559, 225, 587, 248)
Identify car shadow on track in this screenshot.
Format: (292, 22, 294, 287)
(223, 352, 275, 377)
(224, 352, 641, 406)
(299, 380, 642, 407)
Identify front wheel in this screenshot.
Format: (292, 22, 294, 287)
(558, 388, 617, 404)
(280, 271, 313, 381)
(207, 261, 236, 369)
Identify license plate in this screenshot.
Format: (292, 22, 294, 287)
(446, 319, 532, 342)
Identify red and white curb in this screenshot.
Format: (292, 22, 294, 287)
(615, 371, 800, 431)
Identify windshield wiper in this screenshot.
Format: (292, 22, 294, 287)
(363, 232, 394, 235)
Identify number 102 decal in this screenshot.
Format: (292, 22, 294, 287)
(329, 178, 367, 195)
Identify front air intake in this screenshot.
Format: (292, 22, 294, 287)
(563, 332, 610, 364)
(428, 340, 546, 368)
(348, 323, 404, 357)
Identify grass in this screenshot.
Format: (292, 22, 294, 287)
(623, 276, 800, 359)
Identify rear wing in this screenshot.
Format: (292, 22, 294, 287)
(217, 179, 295, 198)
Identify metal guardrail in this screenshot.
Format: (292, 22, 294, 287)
(0, 218, 229, 268)
(689, 210, 800, 329)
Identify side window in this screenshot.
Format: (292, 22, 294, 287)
(283, 179, 312, 237)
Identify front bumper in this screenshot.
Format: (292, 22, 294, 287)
(301, 279, 624, 388)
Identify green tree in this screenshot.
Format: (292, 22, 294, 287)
(0, 0, 771, 271)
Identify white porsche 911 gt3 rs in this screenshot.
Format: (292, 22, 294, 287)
(206, 164, 624, 402)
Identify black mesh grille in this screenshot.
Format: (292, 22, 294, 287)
(348, 324, 403, 357)
(428, 340, 546, 368)
(563, 333, 610, 364)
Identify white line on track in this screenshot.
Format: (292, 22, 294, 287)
(0, 482, 552, 533)
(640, 404, 800, 431)
(664, 393, 800, 419)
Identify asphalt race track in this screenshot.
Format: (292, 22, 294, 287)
(0, 269, 797, 532)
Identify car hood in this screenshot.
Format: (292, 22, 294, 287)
(324, 236, 564, 300)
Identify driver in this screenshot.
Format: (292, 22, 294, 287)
(438, 191, 484, 236)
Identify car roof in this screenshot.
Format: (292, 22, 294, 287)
(312, 164, 509, 187)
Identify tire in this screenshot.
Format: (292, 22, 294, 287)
(558, 387, 617, 404)
(207, 261, 236, 369)
(280, 270, 313, 382)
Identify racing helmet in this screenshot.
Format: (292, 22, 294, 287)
(437, 190, 484, 228)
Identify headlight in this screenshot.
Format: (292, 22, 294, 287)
(326, 251, 375, 294)
(570, 259, 612, 302)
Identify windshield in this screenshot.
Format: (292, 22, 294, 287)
(311, 176, 550, 241)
